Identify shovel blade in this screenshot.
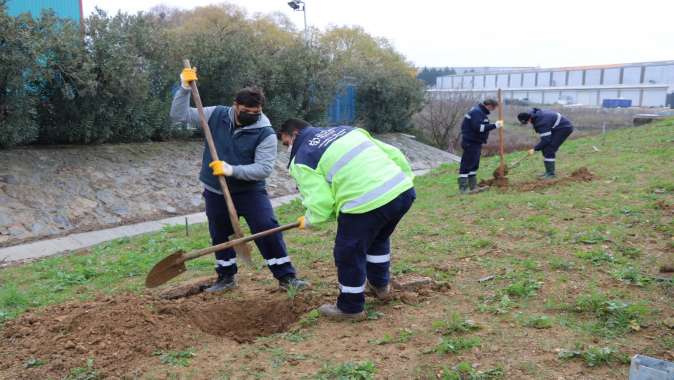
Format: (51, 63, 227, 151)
(230, 235, 253, 265)
(145, 252, 188, 288)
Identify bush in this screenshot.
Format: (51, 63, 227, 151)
(0, 4, 422, 147)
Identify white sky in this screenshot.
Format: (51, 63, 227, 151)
(83, 0, 674, 68)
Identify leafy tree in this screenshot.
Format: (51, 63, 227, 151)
(0, 7, 40, 147)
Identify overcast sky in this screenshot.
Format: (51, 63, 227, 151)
(83, 0, 674, 68)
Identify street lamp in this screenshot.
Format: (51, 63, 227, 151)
(286, 0, 307, 42)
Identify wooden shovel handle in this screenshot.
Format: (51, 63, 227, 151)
(182, 222, 301, 262)
(182, 59, 246, 241)
(497, 89, 505, 175)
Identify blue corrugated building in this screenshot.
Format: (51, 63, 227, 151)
(6, 0, 82, 21)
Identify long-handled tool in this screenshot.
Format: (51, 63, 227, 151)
(183, 59, 253, 265)
(496, 88, 506, 177)
(145, 221, 301, 288)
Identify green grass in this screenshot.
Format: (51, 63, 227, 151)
(1, 118, 674, 378)
(439, 362, 504, 380)
(153, 348, 196, 367)
(314, 361, 376, 380)
(433, 336, 481, 354)
(558, 346, 630, 367)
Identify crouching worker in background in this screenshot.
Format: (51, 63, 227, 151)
(170, 68, 308, 292)
(459, 99, 503, 194)
(518, 108, 574, 179)
(279, 119, 416, 321)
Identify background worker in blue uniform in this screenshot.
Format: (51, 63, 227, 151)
(170, 68, 308, 292)
(279, 119, 416, 321)
(518, 108, 574, 179)
(458, 99, 503, 193)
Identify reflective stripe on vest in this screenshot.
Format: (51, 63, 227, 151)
(341, 171, 408, 211)
(326, 141, 375, 183)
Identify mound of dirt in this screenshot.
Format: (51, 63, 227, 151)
(0, 291, 319, 378)
(480, 167, 595, 192)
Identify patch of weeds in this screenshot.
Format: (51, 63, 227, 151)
(471, 239, 494, 249)
(315, 361, 376, 380)
(478, 294, 516, 315)
(284, 330, 310, 343)
(503, 278, 542, 298)
(549, 257, 575, 271)
(392, 261, 415, 275)
(558, 346, 629, 367)
(519, 259, 540, 271)
(575, 250, 614, 265)
(433, 336, 481, 354)
(574, 230, 608, 245)
(286, 284, 301, 300)
(611, 266, 651, 286)
(64, 358, 99, 380)
(617, 246, 642, 259)
(23, 357, 46, 368)
(153, 348, 196, 367)
(520, 314, 553, 329)
(573, 291, 649, 336)
(662, 336, 674, 350)
(299, 309, 320, 327)
(370, 328, 414, 345)
(0, 283, 29, 314)
(432, 313, 480, 335)
(365, 304, 384, 320)
(440, 362, 504, 380)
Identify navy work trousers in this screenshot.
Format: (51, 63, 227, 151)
(334, 188, 416, 313)
(203, 189, 295, 279)
(459, 142, 482, 178)
(542, 127, 573, 161)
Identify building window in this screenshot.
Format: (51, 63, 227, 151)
(585, 69, 601, 85)
(551, 71, 566, 87)
(603, 68, 620, 85)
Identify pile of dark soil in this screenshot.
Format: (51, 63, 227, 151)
(479, 167, 595, 191)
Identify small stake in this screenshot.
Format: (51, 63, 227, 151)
(185, 217, 189, 236)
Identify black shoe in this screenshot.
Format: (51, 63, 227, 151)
(279, 275, 310, 290)
(205, 274, 237, 293)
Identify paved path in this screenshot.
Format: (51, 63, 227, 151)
(0, 169, 435, 263)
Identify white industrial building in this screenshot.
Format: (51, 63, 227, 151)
(430, 60, 674, 107)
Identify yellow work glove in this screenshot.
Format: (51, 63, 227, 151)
(528, 149, 535, 156)
(494, 120, 504, 129)
(297, 216, 309, 230)
(209, 160, 233, 176)
(180, 67, 197, 89)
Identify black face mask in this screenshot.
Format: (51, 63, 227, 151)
(237, 111, 260, 127)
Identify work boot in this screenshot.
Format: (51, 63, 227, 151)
(468, 175, 485, 193)
(458, 177, 469, 194)
(542, 161, 556, 179)
(279, 275, 310, 291)
(318, 304, 367, 321)
(367, 281, 391, 300)
(205, 274, 236, 293)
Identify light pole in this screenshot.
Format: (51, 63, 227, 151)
(287, 0, 307, 42)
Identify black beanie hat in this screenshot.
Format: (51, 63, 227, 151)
(517, 112, 531, 124)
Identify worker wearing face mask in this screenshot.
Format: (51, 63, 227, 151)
(170, 68, 308, 292)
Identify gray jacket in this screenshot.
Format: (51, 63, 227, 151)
(169, 88, 277, 191)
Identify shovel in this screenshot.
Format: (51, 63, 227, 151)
(183, 59, 253, 265)
(145, 221, 301, 288)
(496, 89, 506, 177)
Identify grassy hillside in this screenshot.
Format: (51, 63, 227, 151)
(1, 119, 673, 379)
